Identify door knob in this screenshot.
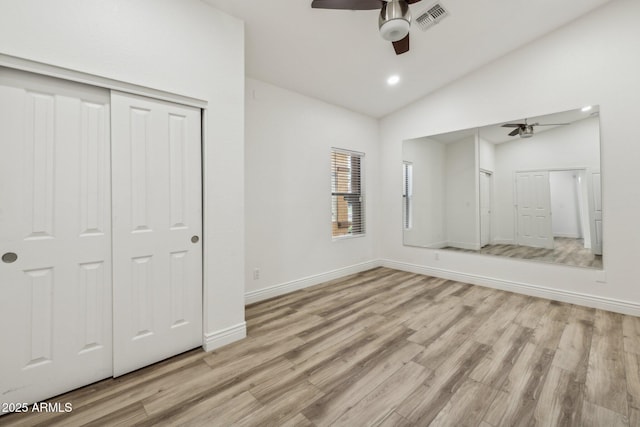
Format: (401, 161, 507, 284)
(191, 236, 199, 244)
(2, 252, 17, 263)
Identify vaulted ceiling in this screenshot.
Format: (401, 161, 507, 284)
(204, 0, 612, 118)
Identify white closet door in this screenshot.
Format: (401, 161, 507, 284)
(588, 170, 603, 255)
(0, 68, 112, 405)
(480, 171, 492, 247)
(111, 92, 202, 377)
(515, 171, 554, 249)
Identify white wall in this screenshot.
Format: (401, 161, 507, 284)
(445, 136, 478, 249)
(492, 116, 600, 242)
(245, 78, 378, 298)
(0, 0, 246, 346)
(479, 137, 496, 172)
(550, 171, 582, 238)
(379, 0, 640, 307)
(402, 137, 446, 248)
(402, 135, 477, 249)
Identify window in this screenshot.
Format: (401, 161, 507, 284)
(402, 161, 413, 229)
(331, 148, 365, 237)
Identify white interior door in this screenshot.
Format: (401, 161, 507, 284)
(111, 91, 203, 377)
(480, 171, 492, 247)
(515, 171, 554, 249)
(0, 68, 112, 404)
(588, 170, 603, 255)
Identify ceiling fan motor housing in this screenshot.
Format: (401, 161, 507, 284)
(520, 125, 534, 138)
(379, 0, 411, 42)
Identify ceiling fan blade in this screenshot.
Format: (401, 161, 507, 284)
(406, 0, 422, 3)
(534, 123, 571, 126)
(311, 0, 382, 10)
(508, 128, 521, 137)
(392, 34, 410, 55)
(502, 123, 523, 128)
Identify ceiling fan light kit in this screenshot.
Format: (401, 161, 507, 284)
(379, 0, 412, 42)
(311, 0, 423, 55)
(519, 126, 534, 138)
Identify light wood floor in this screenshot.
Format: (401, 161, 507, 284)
(2, 267, 637, 426)
(445, 237, 603, 269)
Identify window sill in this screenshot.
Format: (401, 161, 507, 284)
(332, 233, 367, 241)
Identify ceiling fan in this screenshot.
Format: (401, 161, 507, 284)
(311, 0, 422, 55)
(502, 119, 570, 138)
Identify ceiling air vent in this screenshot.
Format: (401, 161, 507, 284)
(414, 2, 449, 31)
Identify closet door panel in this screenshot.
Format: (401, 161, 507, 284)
(0, 68, 112, 405)
(111, 91, 202, 377)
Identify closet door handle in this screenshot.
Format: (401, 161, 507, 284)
(2, 252, 18, 263)
(191, 236, 199, 244)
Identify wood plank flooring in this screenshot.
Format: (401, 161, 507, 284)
(1, 267, 636, 426)
(444, 237, 603, 269)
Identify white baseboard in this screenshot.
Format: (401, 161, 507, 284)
(492, 238, 515, 245)
(428, 241, 448, 249)
(245, 260, 381, 305)
(203, 322, 247, 352)
(242, 257, 640, 320)
(380, 259, 640, 317)
(554, 233, 581, 239)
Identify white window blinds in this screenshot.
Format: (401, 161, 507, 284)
(331, 148, 365, 237)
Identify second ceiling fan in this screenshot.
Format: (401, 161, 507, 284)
(311, 0, 423, 55)
(502, 119, 570, 139)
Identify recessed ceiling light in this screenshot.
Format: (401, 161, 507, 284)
(387, 75, 400, 86)
(581, 105, 592, 112)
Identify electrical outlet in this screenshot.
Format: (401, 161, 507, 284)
(253, 268, 260, 280)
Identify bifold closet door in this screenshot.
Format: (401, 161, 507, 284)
(0, 68, 113, 405)
(111, 92, 203, 377)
